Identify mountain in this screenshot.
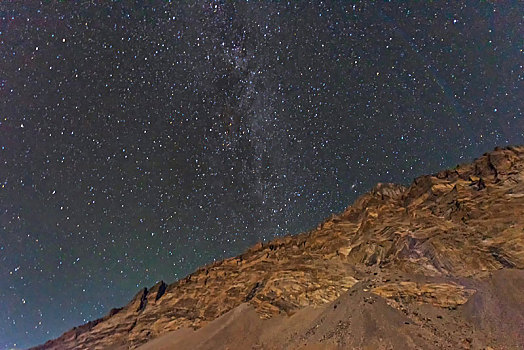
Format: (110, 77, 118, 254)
(31, 146, 524, 349)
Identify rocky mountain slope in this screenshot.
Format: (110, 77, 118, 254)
(31, 146, 524, 349)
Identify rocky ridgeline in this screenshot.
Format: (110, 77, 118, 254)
(32, 146, 524, 350)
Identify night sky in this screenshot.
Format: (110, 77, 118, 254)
(0, 1, 522, 348)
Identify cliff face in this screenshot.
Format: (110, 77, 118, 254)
(31, 146, 524, 350)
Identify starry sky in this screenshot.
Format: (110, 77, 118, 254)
(0, 1, 522, 348)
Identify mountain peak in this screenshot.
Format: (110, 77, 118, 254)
(31, 146, 524, 350)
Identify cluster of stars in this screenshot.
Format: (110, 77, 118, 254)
(0, 1, 522, 349)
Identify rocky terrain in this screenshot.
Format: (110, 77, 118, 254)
(31, 146, 524, 350)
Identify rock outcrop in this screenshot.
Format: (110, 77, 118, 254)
(31, 146, 524, 350)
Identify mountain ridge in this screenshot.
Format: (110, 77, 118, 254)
(30, 145, 524, 349)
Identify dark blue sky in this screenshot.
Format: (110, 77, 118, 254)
(0, 1, 522, 348)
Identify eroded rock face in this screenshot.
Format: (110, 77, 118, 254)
(371, 282, 476, 308)
(31, 146, 524, 350)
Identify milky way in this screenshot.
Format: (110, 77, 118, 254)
(0, 1, 522, 348)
